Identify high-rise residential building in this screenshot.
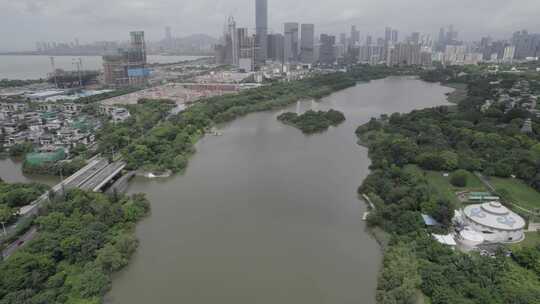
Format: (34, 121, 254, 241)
(237, 27, 249, 55)
(340, 33, 347, 47)
(227, 17, 239, 66)
(366, 35, 373, 46)
(359, 45, 384, 64)
(391, 30, 399, 44)
(386, 43, 422, 66)
(300, 24, 315, 64)
(319, 34, 336, 65)
(503, 46, 516, 62)
(464, 53, 483, 65)
(255, 0, 268, 65)
(351, 25, 360, 46)
(444, 45, 467, 65)
(385, 27, 392, 43)
(238, 32, 256, 72)
(410, 32, 420, 45)
(447, 25, 458, 43)
(284, 22, 299, 63)
(512, 30, 540, 59)
(437, 27, 446, 51)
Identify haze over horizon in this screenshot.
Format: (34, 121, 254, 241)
(1, 0, 540, 51)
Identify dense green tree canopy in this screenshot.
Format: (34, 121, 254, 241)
(0, 190, 150, 303)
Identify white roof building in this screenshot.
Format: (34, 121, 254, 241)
(463, 202, 526, 243)
(457, 227, 485, 251)
(432, 234, 457, 247)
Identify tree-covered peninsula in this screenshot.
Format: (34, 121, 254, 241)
(357, 68, 540, 304)
(0, 189, 151, 303)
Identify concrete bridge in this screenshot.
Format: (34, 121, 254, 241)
(2, 156, 127, 259)
(19, 156, 126, 217)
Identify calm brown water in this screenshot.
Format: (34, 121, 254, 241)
(0, 157, 60, 186)
(104, 77, 452, 304)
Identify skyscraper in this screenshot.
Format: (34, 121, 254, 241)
(410, 32, 420, 45)
(165, 26, 172, 49)
(268, 33, 284, 62)
(255, 0, 268, 65)
(300, 24, 315, 64)
(129, 31, 147, 65)
(350, 25, 360, 46)
(319, 34, 336, 65)
(385, 27, 392, 43)
(103, 31, 148, 87)
(227, 17, 239, 66)
(238, 29, 255, 71)
(284, 22, 299, 63)
(391, 30, 399, 44)
(366, 35, 373, 46)
(340, 33, 347, 47)
(512, 30, 540, 59)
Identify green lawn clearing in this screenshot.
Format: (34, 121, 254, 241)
(510, 232, 540, 250)
(425, 170, 487, 205)
(404, 165, 487, 205)
(490, 177, 540, 212)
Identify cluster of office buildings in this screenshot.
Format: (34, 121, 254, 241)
(215, 0, 435, 70)
(216, 1, 540, 71)
(433, 27, 540, 66)
(215, 1, 319, 71)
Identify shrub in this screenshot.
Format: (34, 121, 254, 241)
(450, 170, 469, 187)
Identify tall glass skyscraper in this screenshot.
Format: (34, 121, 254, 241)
(284, 22, 299, 63)
(255, 0, 268, 65)
(300, 24, 315, 64)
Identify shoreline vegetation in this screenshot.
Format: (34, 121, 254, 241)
(358, 67, 540, 304)
(0, 188, 151, 303)
(0, 79, 45, 88)
(1, 65, 498, 303)
(277, 109, 346, 134)
(0, 67, 411, 303)
(98, 66, 418, 175)
(0, 178, 50, 225)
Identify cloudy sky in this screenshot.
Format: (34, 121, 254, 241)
(1, 0, 539, 51)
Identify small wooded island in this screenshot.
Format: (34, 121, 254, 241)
(277, 109, 346, 134)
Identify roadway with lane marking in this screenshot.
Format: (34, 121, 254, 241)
(65, 159, 110, 189)
(79, 161, 126, 191)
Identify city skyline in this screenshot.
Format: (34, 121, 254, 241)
(2, 0, 540, 51)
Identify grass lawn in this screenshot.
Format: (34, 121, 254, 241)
(490, 177, 540, 212)
(404, 165, 487, 205)
(510, 232, 540, 250)
(425, 170, 487, 205)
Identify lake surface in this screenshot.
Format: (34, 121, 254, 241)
(105, 77, 453, 304)
(0, 55, 203, 80)
(0, 157, 60, 186)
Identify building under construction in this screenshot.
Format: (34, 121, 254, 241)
(103, 31, 149, 87)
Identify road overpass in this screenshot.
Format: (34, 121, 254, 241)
(79, 161, 126, 192)
(3, 156, 129, 259)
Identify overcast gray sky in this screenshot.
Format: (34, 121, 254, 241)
(1, 0, 540, 51)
